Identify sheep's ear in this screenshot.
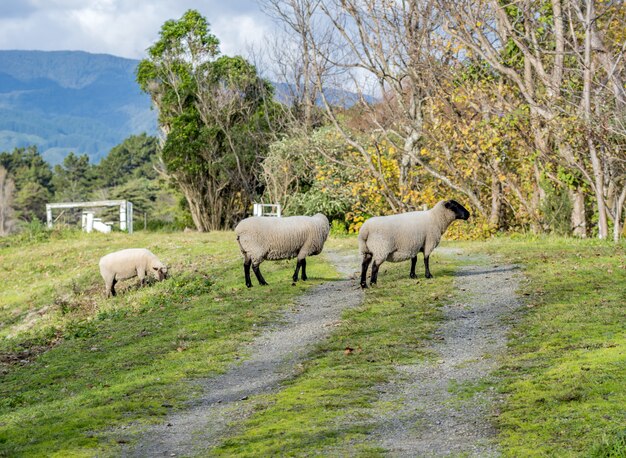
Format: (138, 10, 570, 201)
(153, 267, 159, 271)
(444, 200, 455, 210)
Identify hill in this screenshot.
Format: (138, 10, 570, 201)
(0, 50, 157, 164)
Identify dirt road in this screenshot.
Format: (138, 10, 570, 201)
(370, 250, 521, 456)
(124, 248, 521, 457)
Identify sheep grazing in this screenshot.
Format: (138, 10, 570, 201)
(235, 213, 330, 287)
(358, 200, 470, 288)
(99, 248, 168, 297)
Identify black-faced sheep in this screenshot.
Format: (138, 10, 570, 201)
(358, 200, 470, 288)
(235, 213, 330, 287)
(99, 248, 168, 297)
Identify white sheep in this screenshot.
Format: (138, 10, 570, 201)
(358, 200, 470, 288)
(235, 213, 330, 287)
(99, 248, 168, 297)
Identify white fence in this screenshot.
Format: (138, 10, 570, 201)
(46, 200, 134, 233)
(253, 203, 281, 217)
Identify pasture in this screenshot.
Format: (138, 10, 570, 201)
(0, 230, 624, 456)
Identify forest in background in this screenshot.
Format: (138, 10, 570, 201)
(0, 134, 190, 235)
(1, 1, 625, 241)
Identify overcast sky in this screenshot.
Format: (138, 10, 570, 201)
(0, 0, 272, 60)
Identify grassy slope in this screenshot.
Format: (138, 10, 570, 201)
(457, 236, 626, 457)
(1, 232, 624, 457)
(212, 236, 455, 456)
(209, 236, 625, 457)
(0, 230, 337, 457)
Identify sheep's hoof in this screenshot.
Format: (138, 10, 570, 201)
(291, 282, 296, 286)
(360, 282, 368, 289)
(260, 281, 269, 286)
(409, 273, 417, 279)
(301, 276, 307, 281)
(425, 273, 433, 279)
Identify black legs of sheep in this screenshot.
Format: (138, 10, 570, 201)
(410, 256, 432, 279)
(423, 256, 432, 278)
(361, 254, 433, 288)
(360, 253, 373, 288)
(244, 258, 307, 287)
(292, 259, 307, 283)
(244, 259, 268, 288)
(360, 254, 381, 288)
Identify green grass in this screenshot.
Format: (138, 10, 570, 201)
(2, 231, 624, 457)
(210, 237, 456, 456)
(456, 236, 626, 457)
(0, 229, 336, 457)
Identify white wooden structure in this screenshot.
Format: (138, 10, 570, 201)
(253, 203, 281, 217)
(81, 212, 112, 233)
(46, 200, 133, 233)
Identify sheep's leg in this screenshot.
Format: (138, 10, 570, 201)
(409, 256, 418, 279)
(370, 260, 382, 285)
(360, 253, 373, 288)
(252, 263, 268, 286)
(137, 268, 146, 287)
(292, 259, 302, 283)
(424, 255, 433, 279)
(110, 278, 117, 297)
(244, 258, 253, 288)
(300, 258, 307, 281)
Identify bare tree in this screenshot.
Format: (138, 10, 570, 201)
(265, 0, 492, 213)
(438, 0, 626, 238)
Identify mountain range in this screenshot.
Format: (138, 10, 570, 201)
(0, 50, 157, 164)
(0, 50, 374, 166)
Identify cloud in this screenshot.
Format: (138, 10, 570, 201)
(0, 0, 271, 59)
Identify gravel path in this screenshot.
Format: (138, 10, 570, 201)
(371, 249, 522, 456)
(125, 249, 362, 457)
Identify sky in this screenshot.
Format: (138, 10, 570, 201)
(0, 0, 272, 60)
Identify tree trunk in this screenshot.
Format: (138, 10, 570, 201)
(570, 187, 587, 237)
(588, 138, 609, 239)
(489, 176, 503, 229)
(581, 0, 609, 239)
(614, 185, 626, 243)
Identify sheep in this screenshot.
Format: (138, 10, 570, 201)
(358, 200, 470, 288)
(99, 248, 168, 297)
(235, 213, 330, 287)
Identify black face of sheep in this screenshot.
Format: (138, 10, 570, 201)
(445, 200, 471, 220)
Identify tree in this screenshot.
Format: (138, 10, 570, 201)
(0, 166, 16, 235)
(0, 146, 53, 222)
(437, 0, 626, 239)
(137, 10, 279, 231)
(52, 152, 95, 202)
(96, 133, 159, 188)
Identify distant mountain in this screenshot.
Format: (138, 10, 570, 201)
(0, 50, 157, 164)
(0, 50, 375, 165)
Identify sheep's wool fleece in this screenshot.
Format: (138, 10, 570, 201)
(236, 213, 330, 262)
(99, 248, 164, 281)
(358, 201, 456, 263)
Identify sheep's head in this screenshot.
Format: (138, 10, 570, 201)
(153, 265, 169, 281)
(444, 200, 470, 220)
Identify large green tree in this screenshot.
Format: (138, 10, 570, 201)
(0, 146, 54, 221)
(137, 10, 279, 231)
(52, 152, 95, 203)
(95, 133, 159, 188)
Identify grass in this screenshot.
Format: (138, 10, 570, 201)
(0, 229, 336, 457)
(210, 237, 456, 456)
(456, 235, 626, 457)
(1, 230, 624, 457)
